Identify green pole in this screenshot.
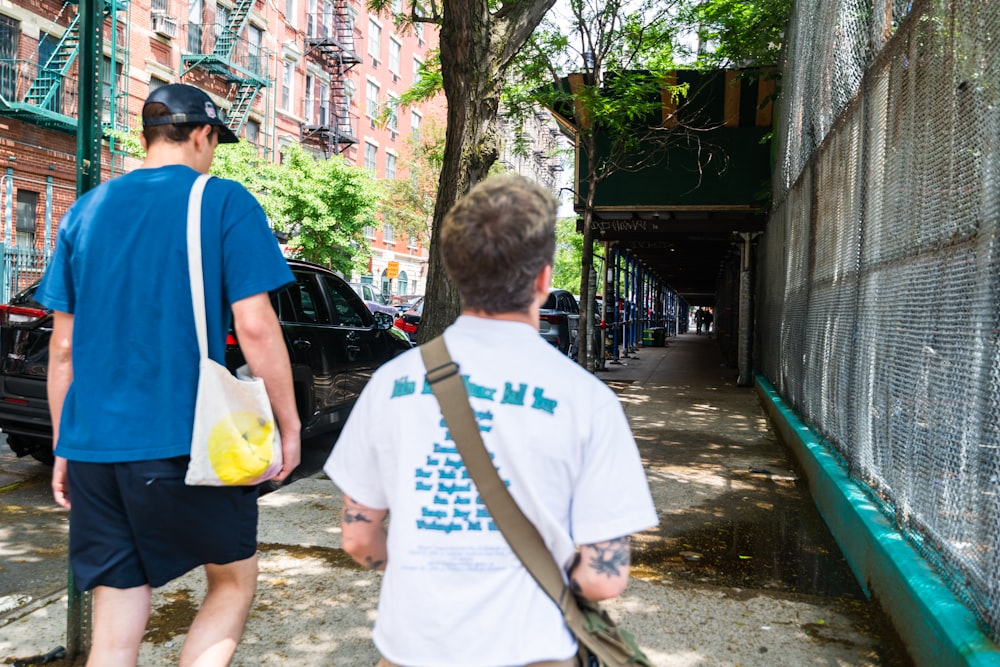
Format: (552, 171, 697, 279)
(76, 0, 103, 198)
(68, 0, 103, 659)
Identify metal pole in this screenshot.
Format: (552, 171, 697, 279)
(68, 0, 103, 658)
(737, 232, 758, 386)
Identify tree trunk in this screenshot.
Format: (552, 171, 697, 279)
(418, 1, 499, 342)
(577, 132, 600, 371)
(416, 0, 557, 344)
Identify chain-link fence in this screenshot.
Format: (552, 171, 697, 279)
(758, 0, 1000, 642)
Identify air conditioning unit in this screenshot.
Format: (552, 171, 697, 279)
(151, 12, 179, 38)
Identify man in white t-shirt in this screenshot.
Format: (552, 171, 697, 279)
(325, 174, 658, 667)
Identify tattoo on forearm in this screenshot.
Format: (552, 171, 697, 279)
(342, 496, 374, 524)
(586, 537, 631, 578)
(364, 556, 385, 570)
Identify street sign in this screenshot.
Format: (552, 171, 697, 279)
(386, 261, 399, 279)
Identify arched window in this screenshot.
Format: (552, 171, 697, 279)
(397, 271, 408, 295)
(381, 269, 391, 297)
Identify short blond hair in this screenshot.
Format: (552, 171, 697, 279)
(440, 174, 558, 314)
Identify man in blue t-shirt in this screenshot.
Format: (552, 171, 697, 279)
(36, 83, 300, 666)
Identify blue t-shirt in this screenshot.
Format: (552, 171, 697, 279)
(36, 165, 294, 463)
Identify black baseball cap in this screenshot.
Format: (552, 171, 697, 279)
(142, 83, 239, 144)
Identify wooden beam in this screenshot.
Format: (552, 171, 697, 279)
(724, 70, 741, 128)
(756, 76, 775, 127)
(661, 70, 678, 127)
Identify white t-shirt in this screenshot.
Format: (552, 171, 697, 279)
(325, 315, 658, 667)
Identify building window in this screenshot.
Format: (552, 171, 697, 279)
(245, 118, 260, 145)
(414, 4, 424, 43)
(364, 142, 377, 171)
(408, 233, 417, 249)
(281, 61, 294, 111)
(411, 110, 422, 139)
(318, 81, 330, 126)
(36, 35, 62, 113)
(383, 223, 395, 244)
(390, 0, 402, 12)
(321, 0, 333, 36)
(188, 0, 204, 52)
(285, 0, 295, 25)
(248, 25, 262, 75)
(366, 80, 379, 119)
(397, 270, 408, 295)
(363, 225, 376, 239)
(0, 15, 19, 101)
(389, 38, 401, 79)
(101, 57, 124, 126)
(148, 76, 169, 93)
(15, 191, 38, 247)
(215, 2, 230, 37)
(386, 95, 399, 135)
(304, 73, 314, 122)
(306, 0, 317, 36)
(367, 18, 381, 64)
(386, 152, 397, 181)
(413, 57, 423, 86)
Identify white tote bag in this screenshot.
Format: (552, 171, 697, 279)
(184, 174, 282, 486)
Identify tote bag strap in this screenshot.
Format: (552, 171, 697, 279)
(186, 173, 213, 361)
(420, 336, 581, 620)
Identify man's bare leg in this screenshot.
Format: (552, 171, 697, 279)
(87, 585, 152, 667)
(179, 555, 259, 667)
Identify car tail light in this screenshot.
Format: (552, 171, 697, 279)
(0, 304, 48, 326)
(539, 313, 562, 325)
(2, 397, 29, 406)
(226, 333, 238, 346)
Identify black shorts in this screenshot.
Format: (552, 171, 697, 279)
(67, 456, 259, 591)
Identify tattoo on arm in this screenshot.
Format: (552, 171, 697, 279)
(585, 536, 631, 578)
(342, 495, 375, 524)
(364, 556, 385, 570)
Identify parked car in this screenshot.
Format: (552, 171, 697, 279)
(393, 296, 424, 342)
(348, 282, 397, 318)
(538, 288, 579, 356)
(389, 294, 423, 314)
(0, 259, 412, 465)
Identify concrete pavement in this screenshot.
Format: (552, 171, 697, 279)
(1, 333, 909, 666)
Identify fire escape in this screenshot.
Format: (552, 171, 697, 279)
(180, 0, 271, 138)
(0, 0, 131, 145)
(302, 0, 360, 156)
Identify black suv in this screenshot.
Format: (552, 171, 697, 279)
(0, 259, 411, 464)
(539, 289, 580, 356)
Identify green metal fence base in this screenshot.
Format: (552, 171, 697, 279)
(755, 374, 1000, 667)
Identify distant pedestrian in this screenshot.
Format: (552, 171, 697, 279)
(694, 308, 705, 334)
(37, 83, 300, 666)
(325, 174, 658, 667)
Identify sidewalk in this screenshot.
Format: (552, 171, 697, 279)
(1, 334, 906, 666)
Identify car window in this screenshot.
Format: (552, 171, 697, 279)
(542, 293, 557, 310)
(320, 275, 371, 328)
(286, 271, 331, 324)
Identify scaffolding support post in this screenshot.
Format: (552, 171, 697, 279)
(736, 232, 758, 386)
(68, 0, 103, 658)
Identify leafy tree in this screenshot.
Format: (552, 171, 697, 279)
(379, 117, 446, 246)
(105, 129, 381, 276)
(677, 0, 791, 69)
(551, 216, 585, 292)
(265, 143, 382, 277)
(367, 0, 559, 341)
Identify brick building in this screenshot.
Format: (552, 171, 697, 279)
(0, 0, 442, 299)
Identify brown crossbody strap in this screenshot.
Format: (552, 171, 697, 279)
(420, 335, 582, 621)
